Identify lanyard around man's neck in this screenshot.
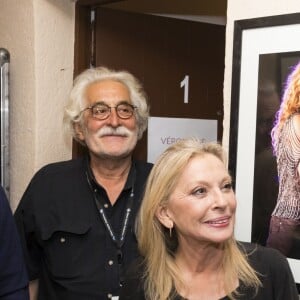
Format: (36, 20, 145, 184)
(85, 164, 136, 264)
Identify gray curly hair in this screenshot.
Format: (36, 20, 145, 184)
(63, 66, 149, 143)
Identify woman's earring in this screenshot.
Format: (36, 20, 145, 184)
(169, 223, 173, 238)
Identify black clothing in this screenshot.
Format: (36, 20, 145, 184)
(14, 156, 152, 300)
(0, 186, 29, 300)
(119, 242, 299, 300)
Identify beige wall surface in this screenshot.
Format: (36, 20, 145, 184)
(223, 0, 300, 151)
(0, 0, 75, 210)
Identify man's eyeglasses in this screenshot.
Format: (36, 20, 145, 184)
(79, 102, 137, 120)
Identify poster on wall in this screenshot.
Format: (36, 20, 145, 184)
(252, 51, 300, 252)
(229, 13, 300, 285)
(147, 117, 217, 163)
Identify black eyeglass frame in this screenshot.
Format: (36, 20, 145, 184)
(79, 102, 137, 120)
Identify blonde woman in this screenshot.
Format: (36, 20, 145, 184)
(120, 139, 298, 300)
(267, 62, 300, 257)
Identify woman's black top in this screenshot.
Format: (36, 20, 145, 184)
(119, 242, 299, 300)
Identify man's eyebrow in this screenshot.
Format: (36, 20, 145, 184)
(91, 100, 131, 105)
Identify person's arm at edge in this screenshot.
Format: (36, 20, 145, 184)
(0, 186, 29, 300)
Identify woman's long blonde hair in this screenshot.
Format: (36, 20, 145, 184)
(271, 61, 300, 153)
(137, 138, 261, 300)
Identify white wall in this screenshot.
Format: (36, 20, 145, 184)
(0, 0, 75, 210)
(223, 0, 300, 150)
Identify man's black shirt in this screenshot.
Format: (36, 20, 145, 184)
(14, 157, 152, 300)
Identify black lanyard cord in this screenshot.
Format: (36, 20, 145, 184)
(97, 196, 134, 247)
(86, 171, 135, 263)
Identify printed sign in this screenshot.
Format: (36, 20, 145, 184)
(147, 117, 218, 163)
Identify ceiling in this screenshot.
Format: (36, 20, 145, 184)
(77, 0, 227, 24)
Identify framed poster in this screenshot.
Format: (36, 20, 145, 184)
(228, 13, 300, 285)
(147, 117, 217, 163)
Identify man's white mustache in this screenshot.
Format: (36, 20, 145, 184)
(97, 126, 133, 137)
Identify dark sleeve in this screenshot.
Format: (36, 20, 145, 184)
(246, 243, 299, 300)
(266, 248, 299, 300)
(14, 179, 42, 281)
(119, 258, 146, 300)
(0, 186, 29, 300)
